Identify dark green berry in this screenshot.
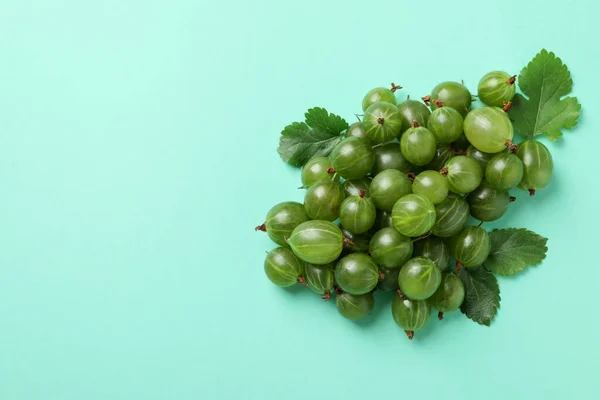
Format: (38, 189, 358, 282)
(391, 194, 436, 237)
(336, 292, 374, 320)
(370, 169, 413, 211)
(466, 182, 512, 222)
(343, 177, 371, 198)
(428, 81, 472, 116)
(305, 263, 335, 299)
(398, 257, 442, 300)
(335, 253, 380, 295)
(377, 266, 400, 291)
(466, 145, 495, 172)
(301, 157, 335, 188)
(256, 201, 310, 247)
(413, 236, 450, 271)
(427, 106, 464, 144)
(371, 143, 414, 175)
(431, 193, 469, 238)
(516, 140, 554, 196)
(369, 227, 413, 268)
(478, 71, 516, 108)
(304, 179, 345, 221)
(486, 152, 524, 191)
(400, 121, 436, 166)
(449, 226, 491, 268)
(397, 98, 431, 134)
(339, 191, 376, 234)
(392, 294, 431, 339)
(429, 273, 465, 317)
(288, 220, 344, 265)
(264, 247, 305, 287)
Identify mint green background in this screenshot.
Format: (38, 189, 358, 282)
(0, 1, 598, 399)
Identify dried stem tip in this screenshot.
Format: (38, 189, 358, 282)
(377, 117, 385, 125)
(502, 101, 513, 112)
(255, 223, 266, 232)
(438, 311, 444, 321)
(411, 120, 420, 128)
(421, 95, 431, 106)
(505, 140, 518, 154)
(390, 82, 402, 93)
(407, 172, 416, 183)
(510, 196, 516, 202)
(396, 289, 406, 299)
(297, 276, 308, 286)
(404, 330, 414, 340)
(432, 99, 444, 108)
(456, 261, 464, 276)
(326, 166, 335, 174)
(378, 272, 385, 281)
(342, 237, 355, 246)
(507, 75, 517, 85)
(528, 188, 536, 197)
(359, 189, 366, 198)
(321, 290, 331, 301)
(334, 285, 343, 295)
(439, 166, 449, 176)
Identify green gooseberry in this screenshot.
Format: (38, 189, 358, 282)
(339, 191, 376, 234)
(256, 201, 310, 247)
(373, 209, 394, 231)
(304, 262, 335, 299)
(429, 273, 465, 317)
(343, 177, 371, 198)
(363, 102, 404, 144)
(339, 224, 371, 255)
(392, 294, 431, 339)
(429, 81, 472, 116)
(362, 86, 397, 111)
(425, 145, 454, 171)
(412, 236, 450, 270)
(392, 194, 436, 237)
(345, 121, 371, 145)
(288, 220, 345, 265)
(371, 143, 414, 175)
(412, 170, 449, 205)
(264, 247, 305, 287)
(397, 98, 431, 134)
(336, 292, 375, 321)
(399, 122, 436, 166)
(398, 257, 442, 300)
(369, 227, 413, 268)
(466, 181, 512, 222)
(464, 106, 514, 153)
(431, 193, 470, 238)
(442, 155, 483, 194)
(377, 266, 400, 292)
(335, 253, 380, 295)
(427, 106, 464, 144)
(330, 137, 375, 180)
(467, 145, 496, 172)
(486, 152, 524, 191)
(516, 140, 554, 196)
(449, 226, 491, 268)
(300, 156, 335, 188)
(370, 169, 413, 211)
(303, 179, 345, 221)
(477, 71, 516, 108)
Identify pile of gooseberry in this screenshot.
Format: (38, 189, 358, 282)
(257, 73, 554, 340)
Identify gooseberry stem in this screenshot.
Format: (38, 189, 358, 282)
(297, 276, 308, 286)
(507, 75, 517, 85)
(326, 166, 335, 174)
(456, 261, 463, 276)
(377, 117, 385, 125)
(359, 189, 366, 198)
(321, 290, 331, 301)
(396, 289, 406, 299)
(334, 285, 343, 295)
(502, 101, 512, 112)
(510, 196, 516, 202)
(528, 188, 536, 197)
(505, 140, 518, 154)
(255, 223, 266, 232)
(411, 120, 420, 128)
(355, 114, 363, 122)
(478, 220, 484, 227)
(407, 172, 416, 183)
(432, 99, 443, 108)
(342, 237, 355, 246)
(421, 95, 431, 106)
(378, 272, 385, 281)
(438, 311, 444, 320)
(439, 166, 449, 176)
(390, 82, 402, 93)
(405, 330, 414, 340)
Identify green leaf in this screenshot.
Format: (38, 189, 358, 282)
(509, 49, 581, 141)
(460, 267, 500, 326)
(484, 228, 548, 276)
(277, 107, 348, 167)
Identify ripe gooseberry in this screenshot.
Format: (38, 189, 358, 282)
(300, 156, 335, 188)
(377, 266, 400, 292)
(397, 98, 431, 134)
(516, 140, 554, 196)
(330, 137, 375, 179)
(370, 169, 413, 211)
(449, 226, 491, 268)
(429, 273, 465, 319)
(431, 193, 469, 238)
(392, 294, 431, 339)
(371, 143, 414, 175)
(335, 253, 380, 295)
(256, 201, 310, 247)
(398, 257, 442, 300)
(400, 121, 436, 166)
(264, 247, 305, 287)
(425, 145, 454, 171)
(288, 220, 345, 264)
(485, 152, 524, 191)
(412, 170, 449, 205)
(303, 179, 345, 221)
(304, 263, 335, 299)
(466, 145, 496, 172)
(339, 190, 376, 234)
(427, 81, 472, 116)
(464, 106, 514, 153)
(427, 105, 464, 144)
(441, 155, 483, 194)
(369, 227, 413, 268)
(477, 71, 516, 108)
(345, 121, 371, 144)
(336, 292, 374, 320)
(343, 177, 371, 198)
(466, 182, 513, 222)
(363, 102, 404, 144)
(392, 194, 436, 237)
(362, 85, 399, 111)
(412, 236, 450, 270)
